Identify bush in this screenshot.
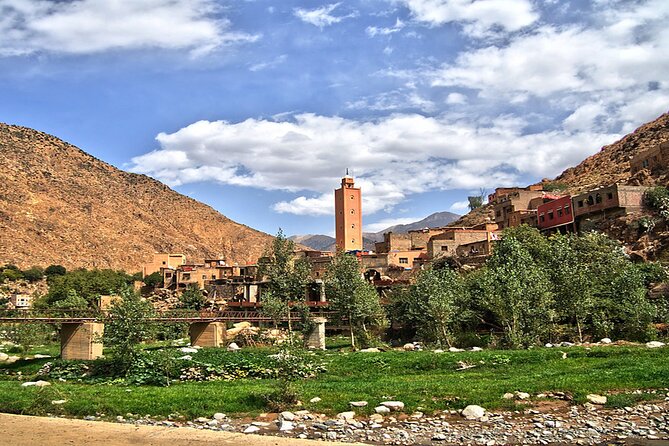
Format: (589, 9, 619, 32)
(46, 268, 134, 307)
(179, 287, 207, 310)
(44, 265, 67, 277)
(143, 271, 163, 288)
(645, 186, 669, 220)
(22, 267, 44, 283)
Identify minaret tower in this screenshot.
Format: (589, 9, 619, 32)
(334, 171, 362, 251)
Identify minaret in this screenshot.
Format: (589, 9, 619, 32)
(334, 172, 362, 251)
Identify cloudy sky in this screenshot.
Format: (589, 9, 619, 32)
(1, 0, 667, 236)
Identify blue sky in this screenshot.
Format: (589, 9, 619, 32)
(1, 0, 667, 236)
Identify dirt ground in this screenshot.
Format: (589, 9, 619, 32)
(0, 413, 363, 446)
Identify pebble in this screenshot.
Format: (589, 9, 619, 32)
(350, 401, 368, 407)
(381, 401, 405, 411)
(309, 397, 322, 403)
(243, 425, 260, 434)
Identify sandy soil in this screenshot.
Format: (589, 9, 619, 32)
(0, 413, 363, 446)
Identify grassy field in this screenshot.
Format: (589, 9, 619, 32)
(0, 344, 668, 420)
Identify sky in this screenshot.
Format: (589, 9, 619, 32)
(0, 0, 668, 237)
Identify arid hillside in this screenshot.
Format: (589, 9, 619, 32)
(0, 124, 274, 272)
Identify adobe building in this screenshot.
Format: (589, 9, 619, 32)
(335, 174, 363, 251)
(630, 141, 669, 175)
(9, 294, 31, 309)
(143, 253, 186, 277)
(375, 232, 411, 253)
(427, 223, 499, 259)
(537, 195, 575, 233)
(572, 184, 648, 222)
(489, 186, 545, 229)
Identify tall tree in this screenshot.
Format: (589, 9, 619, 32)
(325, 250, 386, 349)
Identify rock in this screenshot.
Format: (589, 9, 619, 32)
(646, 341, 665, 348)
(561, 342, 574, 347)
(545, 343, 553, 348)
(51, 400, 67, 405)
(0, 353, 8, 361)
(180, 347, 198, 353)
(350, 401, 368, 407)
(600, 338, 612, 344)
(503, 393, 515, 399)
(369, 414, 384, 423)
(6, 356, 19, 363)
(309, 397, 322, 403)
(243, 425, 260, 434)
(586, 394, 607, 405)
(213, 413, 226, 421)
(462, 405, 486, 420)
(375, 406, 391, 414)
(433, 349, 444, 353)
(359, 347, 380, 352)
(279, 411, 296, 421)
(449, 347, 465, 352)
(251, 421, 270, 427)
(207, 420, 219, 426)
(403, 343, 415, 351)
(337, 411, 355, 420)
(433, 433, 447, 441)
(33, 354, 51, 359)
(381, 401, 405, 411)
(471, 347, 483, 351)
(278, 420, 294, 431)
(515, 392, 530, 400)
(227, 342, 240, 352)
(178, 355, 192, 360)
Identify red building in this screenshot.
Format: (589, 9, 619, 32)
(537, 196, 574, 233)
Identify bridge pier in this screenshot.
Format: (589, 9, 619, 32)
(61, 322, 104, 360)
(305, 317, 327, 350)
(189, 322, 227, 347)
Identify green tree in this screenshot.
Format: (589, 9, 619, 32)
(46, 268, 133, 307)
(259, 229, 312, 333)
(104, 289, 157, 373)
(143, 271, 163, 288)
(179, 286, 207, 310)
(260, 291, 289, 329)
(52, 289, 88, 309)
(22, 266, 44, 283)
(325, 250, 386, 349)
(44, 265, 66, 277)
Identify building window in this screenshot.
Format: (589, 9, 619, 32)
(578, 200, 584, 207)
(350, 195, 354, 199)
(211, 275, 216, 279)
(351, 239, 355, 244)
(350, 209, 355, 214)
(587, 195, 594, 205)
(557, 208, 563, 217)
(540, 214, 545, 223)
(642, 159, 649, 168)
(162, 261, 166, 265)
(399, 258, 408, 264)
(351, 224, 355, 229)
(548, 211, 554, 220)
(607, 192, 613, 200)
(595, 193, 602, 204)
(441, 246, 449, 251)
(165, 273, 172, 278)
(495, 211, 501, 217)
(182, 273, 190, 281)
(565, 205, 571, 215)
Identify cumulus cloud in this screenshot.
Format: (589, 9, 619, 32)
(293, 3, 356, 29)
(129, 112, 621, 216)
(398, 0, 538, 37)
(0, 0, 257, 56)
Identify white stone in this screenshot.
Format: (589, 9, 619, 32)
(545, 343, 553, 348)
(213, 413, 226, 421)
(280, 411, 295, 421)
(0, 353, 8, 361)
(33, 354, 51, 359)
(433, 349, 444, 353)
(462, 405, 486, 420)
(6, 356, 19, 363)
(381, 401, 405, 411)
(350, 401, 368, 407)
(309, 397, 322, 403)
(369, 414, 384, 423)
(471, 347, 483, 352)
(33, 381, 51, 387)
(279, 420, 294, 431)
(21, 382, 36, 387)
(227, 342, 240, 352)
(180, 347, 198, 353)
(178, 355, 192, 360)
(502, 393, 515, 399)
(448, 347, 464, 352)
(337, 411, 355, 420)
(586, 394, 607, 405)
(600, 338, 612, 344)
(403, 343, 415, 351)
(251, 421, 270, 426)
(359, 347, 380, 352)
(244, 425, 260, 434)
(515, 392, 530, 400)
(51, 400, 67, 405)
(375, 406, 391, 414)
(646, 341, 665, 348)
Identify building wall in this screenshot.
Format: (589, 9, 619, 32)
(572, 184, 647, 218)
(456, 239, 493, 257)
(537, 196, 574, 230)
(335, 176, 363, 251)
(386, 250, 425, 269)
(375, 232, 411, 253)
(143, 253, 186, 277)
(492, 189, 545, 228)
(409, 228, 446, 250)
(630, 141, 669, 175)
(427, 229, 497, 259)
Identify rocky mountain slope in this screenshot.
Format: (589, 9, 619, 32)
(0, 124, 274, 272)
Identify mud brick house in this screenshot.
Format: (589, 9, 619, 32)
(537, 195, 575, 233)
(142, 253, 186, 277)
(489, 185, 545, 229)
(426, 223, 499, 259)
(630, 141, 669, 175)
(572, 184, 648, 230)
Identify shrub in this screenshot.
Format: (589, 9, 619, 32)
(143, 271, 163, 289)
(44, 265, 67, 277)
(645, 186, 669, 220)
(22, 267, 44, 283)
(179, 286, 207, 310)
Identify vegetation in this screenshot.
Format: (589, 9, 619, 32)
(44, 265, 67, 277)
(325, 250, 387, 349)
(178, 286, 206, 310)
(142, 271, 163, 289)
(45, 269, 134, 308)
(645, 186, 669, 220)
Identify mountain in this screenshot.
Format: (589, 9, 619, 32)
(291, 211, 461, 251)
(0, 124, 274, 272)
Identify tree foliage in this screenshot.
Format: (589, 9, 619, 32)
(143, 271, 163, 288)
(179, 286, 207, 310)
(45, 268, 134, 308)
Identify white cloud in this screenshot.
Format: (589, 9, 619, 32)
(366, 18, 405, 37)
(0, 0, 257, 56)
(249, 54, 287, 72)
(446, 92, 467, 105)
(398, 0, 538, 37)
(129, 112, 624, 216)
(364, 217, 423, 233)
(449, 200, 470, 212)
(293, 3, 356, 29)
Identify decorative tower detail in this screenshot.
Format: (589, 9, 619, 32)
(334, 174, 362, 251)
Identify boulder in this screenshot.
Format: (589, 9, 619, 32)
(381, 401, 405, 411)
(461, 405, 486, 420)
(279, 411, 296, 421)
(243, 425, 260, 434)
(227, 342, 240, 352)
(449, 347, 465, 352)
(515, 392, 530, 400)
(0, 353, 8, 361)
(369, 414, 384, 423)
(349, 401, 368, 407)
(502, 393, 515, 399)
(309, 397, 322, 403)
(359, 347, 380, 353)
(403, 343, 415, 351)
(178, 355, 192, 360)
(213, 413, 226, 421)
(51, 400, 67, 405)
(600, 338, 612, 344)
(375, 406, 391, 414)
(470, 347, 483, 352)
(646, 341, 665, 348)
(337, 411, 355, 421)
(33, 354, 51, 359)
(586, 394, 607, 405)
(278, 420, 294, 431)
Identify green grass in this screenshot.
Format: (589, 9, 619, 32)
(1, 344, 668, 419)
